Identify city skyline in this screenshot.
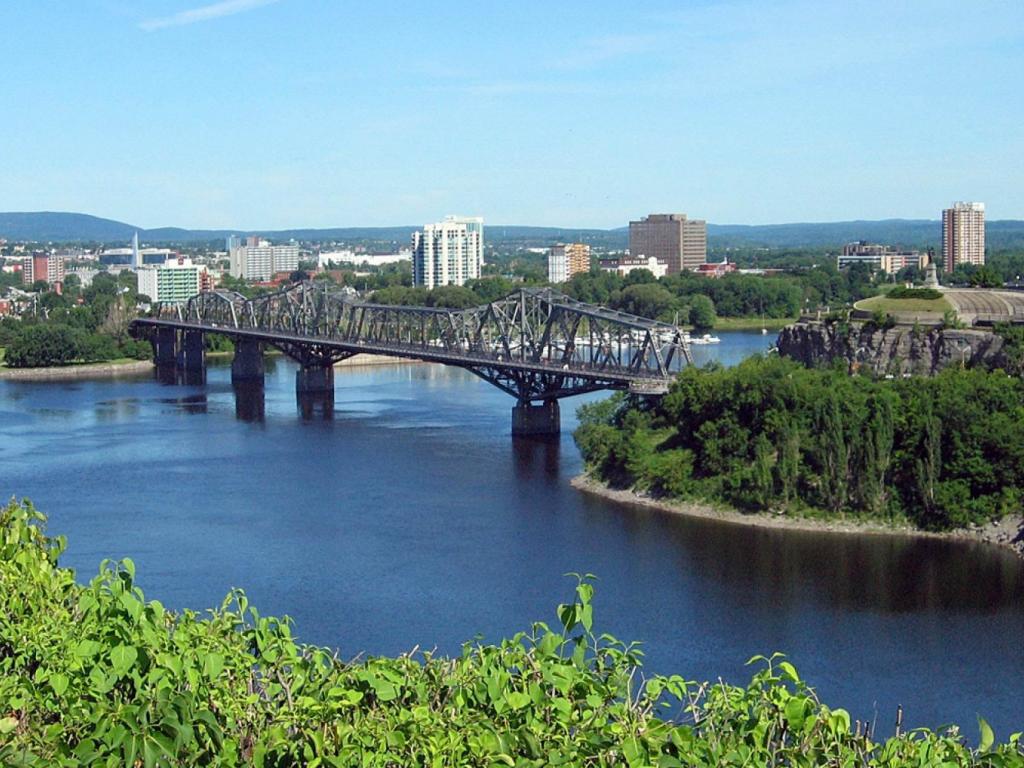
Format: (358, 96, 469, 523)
(2, 1, 1022, 229)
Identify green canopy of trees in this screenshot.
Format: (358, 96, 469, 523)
(575, 356, 1024, 530)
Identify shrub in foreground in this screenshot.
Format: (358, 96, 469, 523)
(1, 500, 1021, 766)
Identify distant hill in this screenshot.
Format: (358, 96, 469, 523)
(2, 211, 1024, 250)
(0, 212, 138, 243)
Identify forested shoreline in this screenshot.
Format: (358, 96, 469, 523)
(574, 356, 1024, 531)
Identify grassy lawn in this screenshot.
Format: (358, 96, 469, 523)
(855, 294, 952, 314)
(713, 316, 796, 331)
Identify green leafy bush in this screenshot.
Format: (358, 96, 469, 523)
(888, 287, 943, 300)
(1, 500, 1022, 766)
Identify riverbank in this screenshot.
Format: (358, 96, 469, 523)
(0, 359, 154, 381)
(712, 316, 794, 331)
(335, 354, 421, 368)
(571, 474, 1024, 559)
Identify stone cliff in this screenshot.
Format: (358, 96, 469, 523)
(776, 320, 1008, 376)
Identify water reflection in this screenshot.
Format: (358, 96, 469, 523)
(297, 391, 334, 421)
(512, 435, 561, 482)
(600, 502, 1024, 613)
(155, 364, 206, 387)
(95, 398, 141, 422)
(233, 382, 265, 423)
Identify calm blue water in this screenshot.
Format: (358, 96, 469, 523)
(1, 330, 1022, 737)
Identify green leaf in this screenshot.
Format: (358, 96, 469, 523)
(49, 672, 69, 697)
(828, 708, 851, 734)
(0, 717, 17, 735)
(74, 639, 103, 658)
(204, 652, 225, 680)
(778, 661, 800, 683)
(110, 644, 138, 678)
(978, 716, 994, 753)
(784, 697, 808, 730)
(505, 691, 531, 710)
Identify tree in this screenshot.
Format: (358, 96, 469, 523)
(969, 265, 1003, 288)
(688, 295, 716, 329)
(616, 283, 676, 320)
(4, 325, 84, 367)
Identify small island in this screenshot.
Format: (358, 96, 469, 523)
(573, 355, 1024, 555)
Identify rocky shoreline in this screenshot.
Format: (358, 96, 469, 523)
(571, 474, 1024, 559)
(0, 360, 154, 381)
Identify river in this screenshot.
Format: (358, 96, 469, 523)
(1, 330, 1022, 737)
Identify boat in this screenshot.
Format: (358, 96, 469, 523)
(690, 333, 721, 345)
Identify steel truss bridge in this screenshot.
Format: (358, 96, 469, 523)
(130, 283, 692, 434)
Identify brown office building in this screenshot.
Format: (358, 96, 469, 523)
(628, 213, 706, 274)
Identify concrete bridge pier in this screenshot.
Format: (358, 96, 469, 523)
(152, 327, 178, 366)
(231, 339, 265, 384)
(296, 364, 334, 395)
(176, 330, 205, 372)
(233, 380, 266, 423)
(512, 399, 560, 437)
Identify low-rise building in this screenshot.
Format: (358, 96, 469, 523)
(694, 259, 737, 278)
(599, 255, 668, 279)
(837, 242, 928, 275)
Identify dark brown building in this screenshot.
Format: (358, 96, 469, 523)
(628, 213, 706, 273)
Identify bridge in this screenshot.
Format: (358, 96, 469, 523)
(129, 282, 692, 435)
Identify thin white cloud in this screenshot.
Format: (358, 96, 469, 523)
(139, 0, 280, 31)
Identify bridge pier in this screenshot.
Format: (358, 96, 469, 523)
(512, 399, 560, 437)
(296, 364, 334, 394)
(176, 330, 205, 372)
(231, 339, 265, 384)
(152, 327, 177, 366)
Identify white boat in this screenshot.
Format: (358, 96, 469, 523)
(690, 333, 721, 345)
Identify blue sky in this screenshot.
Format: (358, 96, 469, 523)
(2, 0, 1021, 228)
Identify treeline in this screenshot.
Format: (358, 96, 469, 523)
(575, 356, 1024, 529)
(2, 499, 1019, 765)
(0, 272, 150, 367)
(363, 264, 877, 328)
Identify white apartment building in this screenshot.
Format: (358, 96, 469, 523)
(942, 202, 985, 272)
(412, 216, 484, 288)
(137, 258, 207, 304)
(229, 240, 300, 281)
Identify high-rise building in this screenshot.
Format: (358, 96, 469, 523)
(942, 202, 985, 272)
(21, 252, 65, 286)
(228, 239, 300, 281)
(412, 216, 484, 288)
(226, 235, 241, 253)
(547, 243, 591, 283)
(137, 257, 208, 304)
(628, 213, 706, 273)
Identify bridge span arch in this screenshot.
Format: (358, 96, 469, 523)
(130, 282, 692, 435)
